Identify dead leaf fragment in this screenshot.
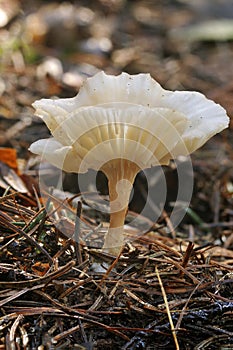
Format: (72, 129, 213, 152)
(31, 262, 50, 276)
(0, 147, 17, 172)
(0, 161, 28, 192)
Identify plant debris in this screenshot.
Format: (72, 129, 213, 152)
(0, 0, 233, 349)
(0, 187, 232, 349)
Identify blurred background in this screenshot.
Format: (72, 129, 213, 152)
(0, 0, 232, 234)
(1, 0, 233, 113)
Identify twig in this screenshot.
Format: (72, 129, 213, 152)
(0, 260, 76, 289)
(175, 279, 204, 330)
(164, 256, 200, 284)
(52, 316, 130, 343)
(180, 241, 195, 275)
(0, 285, 43, 307)
(124, 288, 158, 311)
(74, 201, 83, 265)
(162, 210, 176, 239)
(0, 210, 53, 262)
(0, 191, 19, 203)
(98, 246, 124, 287)
(155, 266, 180, 350)
(9, 315, 24, 350)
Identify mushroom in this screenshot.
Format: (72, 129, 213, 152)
(29, 71, 229, 255)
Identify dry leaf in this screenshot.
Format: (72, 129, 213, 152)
(0, 161, 28, 192)
(31, 262, 50, 276)
(0, 147, 18, 172)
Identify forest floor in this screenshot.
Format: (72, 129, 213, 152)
(0, 1, 233, 349)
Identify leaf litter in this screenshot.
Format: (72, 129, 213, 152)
(0, 0, 233, 349)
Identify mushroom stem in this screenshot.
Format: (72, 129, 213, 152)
(101, 159, 140, 255)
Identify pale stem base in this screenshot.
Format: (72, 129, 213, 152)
(101, 159, 140, 255)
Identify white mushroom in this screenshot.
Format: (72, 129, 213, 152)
(29, 71, 229, 255)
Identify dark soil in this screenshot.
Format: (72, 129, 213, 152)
(0, 1, 232, 349)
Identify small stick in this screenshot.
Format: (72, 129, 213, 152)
(175, 279, 203, 331)
(0, 211, 53, 263)
(74, 201, 83, 265)
(155, 266, 180, 350)
(9, 314, 24, 349)
(98, 246, 123, 287)
(180, 241, 195, 277)
(0, 260, 76, 289)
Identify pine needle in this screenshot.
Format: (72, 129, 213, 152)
(155, 266, 180, 350)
